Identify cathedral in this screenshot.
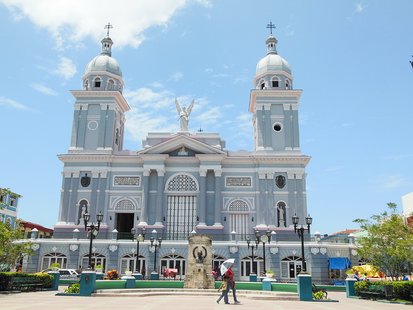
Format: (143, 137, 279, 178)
(25, 26, 356, 283)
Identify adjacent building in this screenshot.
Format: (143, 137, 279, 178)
(0, 188, 21, 227)
(402, 192, 413, 227)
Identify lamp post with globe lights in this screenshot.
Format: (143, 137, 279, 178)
(83, 211, 103, 269)
(292, 213, 312, 273)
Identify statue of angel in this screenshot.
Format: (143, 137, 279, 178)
(175, 99, 194, 132)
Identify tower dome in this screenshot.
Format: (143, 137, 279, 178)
(254, 32, 293, 90)
(82, 31, 124, 93)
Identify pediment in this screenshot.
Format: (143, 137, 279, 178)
(138, 134, 226, 156)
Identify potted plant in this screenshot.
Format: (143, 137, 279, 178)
(345, 268, 355, 279)
(266, 269, 275, 278)
(106, 269, 119, 280)
(50, 263, 61, 271)
(95, 264, 103, 273)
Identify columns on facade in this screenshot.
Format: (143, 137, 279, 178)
(155, 169, 165, 226)
(66, 171, 79, 224)
(213, 169, 223, 226)
(257, 171, 273, 227)
(198, 169, 207, 226)
(140, 169, 150, 226)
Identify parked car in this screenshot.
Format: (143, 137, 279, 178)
(58, 269, 79, 279)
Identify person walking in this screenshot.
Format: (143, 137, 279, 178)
(224, 267, 240, 304)
(216, 276, 230, 304)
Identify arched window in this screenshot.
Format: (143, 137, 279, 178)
(115, 128, 119, 145)
(212, 254, 226, 275)
(81, 253, 106, 271)
(260, 79, 266, 89)
(160, 254, 186, 279)
(285, 79, 290, 89)
(94, 77, 101, 88)
(167, 174, 198, 192)
(107, 79, 114, 90)
(121, 254, 146, 276)
(165, 174, 199, 240)
(271, 76, 279, 88)
(280, 256, 302, 279)
(41, 252, 67, 270)
(240, 255, 264, 280)
(114, 199, 135, 211)
(227, 199, 250, 238)
(83, 80, 89, 90)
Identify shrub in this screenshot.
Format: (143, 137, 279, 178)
(354, 280, 371, 295)
(313, 291, 327, 300)
(391, 281, 413, 301)
(64, 283, 80, 294)
(0, 272, 53, 291)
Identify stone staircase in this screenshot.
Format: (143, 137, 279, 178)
(93, 288, 298, 300)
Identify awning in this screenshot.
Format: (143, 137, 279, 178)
(329, 257, 351, 270)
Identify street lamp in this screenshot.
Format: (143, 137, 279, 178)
(83, 211, 103, 269)
(246, 232, 259, 275)
(131, 227, 146, 273)
(256, 229, 273, 274)
(150, 232, 162, 274)
(292, 213, 312, 273)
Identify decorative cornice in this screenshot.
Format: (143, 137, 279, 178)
(249, 89, 303, 113)
(70, 90, 130, 113)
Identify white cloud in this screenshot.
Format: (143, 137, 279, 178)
(355, 2, 366, 13)
(324, 165, 344, 173)
(125, 87, 174, 109)
(383, 154, 413, 161)
(124, 86, 222, 143)
(0, 96, 29, 110)
(54, 57, 77, 80)
(31, 83, 58, 96)
(1, 0, 188, 48)
(381, 174, 410, 189)
(195, 106, 221, 124)
(195, 0, 212, 8)
(236, 113, 251, 122)
(169, 72, 184, 82)
(124, 86, 178, 142)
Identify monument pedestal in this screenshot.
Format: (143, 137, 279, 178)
(184, 234, 215, 289)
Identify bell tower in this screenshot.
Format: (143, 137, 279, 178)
(69, 26, 129, 153)
(249, 24, 302, 153)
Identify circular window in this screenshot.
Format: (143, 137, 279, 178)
(273, 123, 282, 132)
(88, 121, 98, 130)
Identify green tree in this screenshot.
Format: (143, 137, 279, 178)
(0, 221, 33, 271)
(354, 203, 413, 280)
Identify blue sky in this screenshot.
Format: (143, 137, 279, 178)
(1, 0, 412, 235)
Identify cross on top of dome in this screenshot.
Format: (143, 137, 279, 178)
(266, 21, 276, 35)
(105, 22, 113, 38)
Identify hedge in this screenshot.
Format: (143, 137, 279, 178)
(0, 272, 53, 291)
(354, 280, 413, 301)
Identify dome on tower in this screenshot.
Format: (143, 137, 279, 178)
(255, 34, 291, 76)
(82, 34, 124, 93)
(254, 33, 293, 91)
(256, 54, 291, 76)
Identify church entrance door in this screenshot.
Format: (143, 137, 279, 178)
(116, 213, 134, 239)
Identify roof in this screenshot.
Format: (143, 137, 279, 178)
(20, 220, 53, 233)
(330, 229, 360, 236)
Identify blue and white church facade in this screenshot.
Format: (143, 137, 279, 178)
(24, 29, 357, 283)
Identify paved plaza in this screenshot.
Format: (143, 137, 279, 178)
(0, 290, 409, 310)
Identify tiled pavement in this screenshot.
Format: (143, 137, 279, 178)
(0, 289, 409, 310)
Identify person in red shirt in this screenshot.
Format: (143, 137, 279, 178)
(224, 267, 240, 304)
